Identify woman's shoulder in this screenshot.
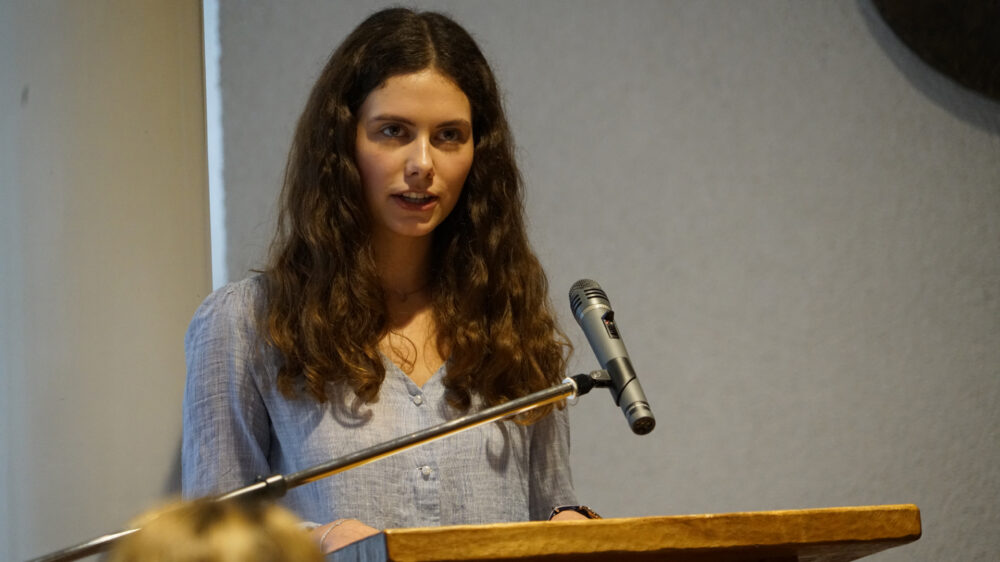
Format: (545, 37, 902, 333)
(197, 275, 265, 314)
(185, 276, 266, 345)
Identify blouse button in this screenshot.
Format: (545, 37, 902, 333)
(420, 465, 432, 477)
(412, 394, 424, 406)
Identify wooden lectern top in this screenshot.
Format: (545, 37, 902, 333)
(330, 504, 920, 562)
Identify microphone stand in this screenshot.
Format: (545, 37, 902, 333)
(28, 371, 612, 562)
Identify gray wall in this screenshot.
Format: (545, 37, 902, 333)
(0, 1, 210, 559)
(218, 1, 999, 560)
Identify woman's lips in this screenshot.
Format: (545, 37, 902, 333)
(392, 192, 438, 211)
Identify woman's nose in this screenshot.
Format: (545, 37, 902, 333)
(404, 137, 434, 182)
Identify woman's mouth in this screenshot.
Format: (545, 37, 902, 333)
(393, 192, 438, 210)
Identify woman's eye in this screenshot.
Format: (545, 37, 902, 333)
(437, 129, 464, 143)
(379, 125, 405, 138)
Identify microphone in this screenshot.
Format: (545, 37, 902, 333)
(569, 279, 655, 435)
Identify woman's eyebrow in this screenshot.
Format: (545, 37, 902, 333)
(369, 114, 414, 124)
(437, 119, 472, 129)
(369, 114, 471, 129)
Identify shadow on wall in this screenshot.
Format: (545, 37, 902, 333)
(857, 0, 1000, 136)
(164, 440, 182, 496)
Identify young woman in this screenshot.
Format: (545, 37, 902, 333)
(182, 8, 591, 553)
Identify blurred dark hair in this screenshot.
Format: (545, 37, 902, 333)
(108, 500, 323, 562)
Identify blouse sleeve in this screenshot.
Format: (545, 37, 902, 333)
(181, 281, 272, 498)
(528, 405, 578, 520)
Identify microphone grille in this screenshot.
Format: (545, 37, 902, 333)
(569, 279, 609, 316)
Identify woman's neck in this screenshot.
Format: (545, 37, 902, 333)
(371, 231, 433, 298)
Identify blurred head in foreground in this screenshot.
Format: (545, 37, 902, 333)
(107, 500, 323, 562)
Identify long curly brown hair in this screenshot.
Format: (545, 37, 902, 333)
(259, 8, 570, 422)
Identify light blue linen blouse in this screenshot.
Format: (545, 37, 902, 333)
(181, 277, 577, 528)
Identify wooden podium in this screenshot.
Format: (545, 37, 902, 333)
(329, 504, 920, 561)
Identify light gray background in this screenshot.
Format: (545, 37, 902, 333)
(218, 1, 999, 561)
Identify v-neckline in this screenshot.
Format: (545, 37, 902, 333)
(381, 353, 447, 389)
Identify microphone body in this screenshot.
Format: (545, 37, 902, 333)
(569, 279, 655, 435)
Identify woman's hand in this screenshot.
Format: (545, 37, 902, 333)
(313, 518, 380, 553)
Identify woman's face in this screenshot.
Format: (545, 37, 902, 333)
(355, 68, 474, 245)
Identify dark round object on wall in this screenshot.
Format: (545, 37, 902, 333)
(872, 0, 1000, 100)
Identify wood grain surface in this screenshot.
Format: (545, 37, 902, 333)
(329, 504, 921, 562)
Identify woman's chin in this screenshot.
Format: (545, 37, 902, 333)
(373, 224, 438, 245)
